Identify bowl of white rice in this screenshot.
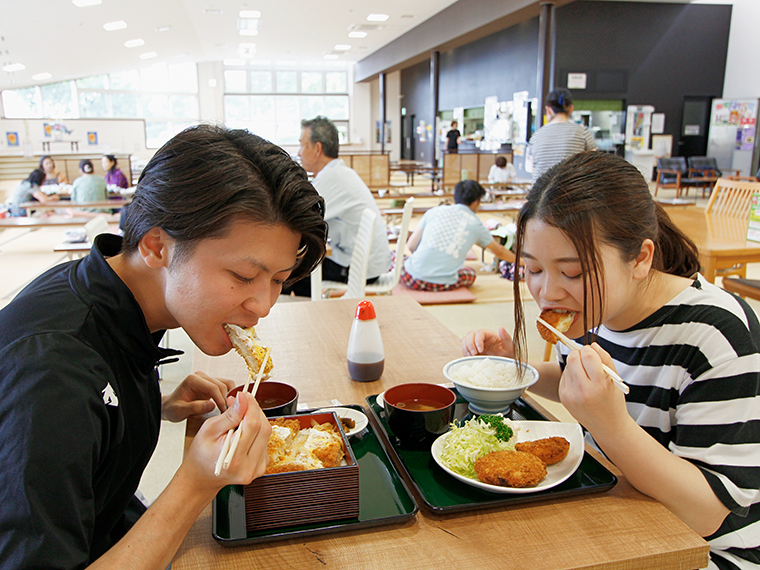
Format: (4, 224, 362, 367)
(442, 356, 539, 414)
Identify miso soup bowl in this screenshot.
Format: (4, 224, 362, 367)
(227, 381, 299, 418)
(384, 383, 456, 449)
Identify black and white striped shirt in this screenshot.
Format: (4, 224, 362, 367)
(527, 121, 596, 182)
(557, 276, 760, 570)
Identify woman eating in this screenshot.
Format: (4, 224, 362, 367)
(101, 154, 129, 190)
(462, 152, 759, 570)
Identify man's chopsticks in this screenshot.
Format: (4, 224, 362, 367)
(214, 347, 271, 475)
(537, 316, 630, 395)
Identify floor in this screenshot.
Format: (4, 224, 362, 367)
(3, 176, 758, 505)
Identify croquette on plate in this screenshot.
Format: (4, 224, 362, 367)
(515, 436, 570, 465)
(474, 450, 547, 488)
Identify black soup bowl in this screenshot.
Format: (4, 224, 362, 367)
(384, 383, 457, 449)
(227, 381, 299, 418)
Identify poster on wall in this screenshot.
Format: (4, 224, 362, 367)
(88, 132, 98, 145)
(6, 132, 19, 147)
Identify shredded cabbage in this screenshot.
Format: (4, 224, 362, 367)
(439, 415, 518, 479)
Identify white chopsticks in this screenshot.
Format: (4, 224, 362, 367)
(537, 316, 630, 395)
(214, 347, 271, 475)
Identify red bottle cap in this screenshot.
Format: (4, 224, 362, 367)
(354, 300, 376, 320)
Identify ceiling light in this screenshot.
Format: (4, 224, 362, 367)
(348, 31, 367, 38)
(224, 58, 246, 66)
(324, 54, 339, 60)
(139, 52, 157, 60)
(239, 10, 261, 18)
(239, 30, 258, 36)
(204, 7, 223, 14)
(32, 72, 52, 81)
(156, 25, 172, 32)
(72, 0, 102, 6)
(367, 14, 389, 22)
(124, 39, 144, 48)
(2, 63, 25, 72)
(103, 20, 127, 31)
(334, 44, 351, 51)
(237, 18, 260, 31)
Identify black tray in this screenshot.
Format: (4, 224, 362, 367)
(367, 391, 617, 513)
(213, 404, 419, 545)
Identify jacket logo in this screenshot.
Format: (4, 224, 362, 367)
(102, 383, 119, 407)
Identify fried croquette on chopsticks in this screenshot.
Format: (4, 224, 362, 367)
(515, 436, 570, 465)
(537, 309, 576, 344)
(474, 450, 547, 488)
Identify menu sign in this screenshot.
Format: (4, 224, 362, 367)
(747, 193, 760, 242)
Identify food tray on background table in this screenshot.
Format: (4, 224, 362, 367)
(366, 390, 617, 513)
(213, 404, 418, 545)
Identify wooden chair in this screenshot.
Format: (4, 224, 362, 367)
(654, 157, 708, 198)
(321, 208, 377, 299)
(722, 277, 760, 301)
(686, 156, 736, 198)
(704, 177, 760, 217)
(365, 197, 414, 295)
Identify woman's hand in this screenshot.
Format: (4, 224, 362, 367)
(183, 391, 271, 489)
(162, 371, 236, 422)
(461, 326, 514, 357)
(558, 343, 628, 435)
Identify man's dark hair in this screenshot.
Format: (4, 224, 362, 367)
(121, 124, 327, 283)
(495, 156, 507, 168)
(454, 179, 486, 206)
(301, 116, 339, 159)
(26, 169, 46, 186)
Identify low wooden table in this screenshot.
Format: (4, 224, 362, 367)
(381, 201, 525, 218)
(0, 214, 120, 230)
(174, 296, 708, 570)
(19, 198, 130, 213)
(667, 206, 760, 281)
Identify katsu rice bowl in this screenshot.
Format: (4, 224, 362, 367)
(443, 356, 539, 414)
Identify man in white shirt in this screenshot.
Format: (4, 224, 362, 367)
(285, 116, 390, 297)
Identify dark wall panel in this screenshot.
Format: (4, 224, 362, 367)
(399, 1, 731, 162)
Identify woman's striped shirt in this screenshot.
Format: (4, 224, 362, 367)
(527, 121, 596, 182)
(557, 276, 760, 570)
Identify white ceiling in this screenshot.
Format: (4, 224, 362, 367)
(0, 0, 459, 91)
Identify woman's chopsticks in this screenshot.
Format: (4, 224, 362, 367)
(214, 347, 271, 476)
(537, 316, 630, 395)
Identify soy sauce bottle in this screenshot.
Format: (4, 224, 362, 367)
(347, 300, 385, 382)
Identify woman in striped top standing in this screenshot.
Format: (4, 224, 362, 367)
(463, 151, 760, 570)
(526, 88, 596, 182)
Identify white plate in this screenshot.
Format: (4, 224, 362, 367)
(314, 407, 369, 437)
(431, 421, 584, 494)
(376, 391, 386, 408)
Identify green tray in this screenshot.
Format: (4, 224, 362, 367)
(367, 392, 617, 513)
(213, 404, 419, 545)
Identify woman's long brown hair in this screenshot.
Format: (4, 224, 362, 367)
(511, 151, 701, 367)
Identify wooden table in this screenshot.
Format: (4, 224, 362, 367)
(19, 198, 131, 212)
(390, 161, 442, 189)
(174, 296, 708, 570)
(668, 206, 760, 282)
(0, 214, 120, 230)
(381, 201, 526, 218)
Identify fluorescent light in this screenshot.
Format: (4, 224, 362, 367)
(367, 13, 389, 21)
(32, 72, 52, 81)
(139, 52, 157, 60)
(223, 58, 246, 66)
(239, 29, 258, 36)
(239, 10, 260, 18)
(348, 31, 367, 38)
(124, 39, 144, 48)
(324, 54, 339, 60)
(156, 25, 171, 32)
(2, 63, 25, 72)
(72, 0, 102, 6)
(103, 20, 127, 31)
(334, 44, 351, 51)
(237, 18, 260, 31)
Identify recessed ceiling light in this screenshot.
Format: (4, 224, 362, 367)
(334, 44, 351, 51)
(239, 10, 261, 18)
(32, 72, 52, 81)
(139, 52, 157, 60)
(103, 20, 127, 31)
(124, 39, 144, 48)
(2, 63, 25, 72)
(156, 25, 172, 32)
(367, 13, 389, 22)
(324, 54, 339, 60)
(348, 31, 367, 38)
(224, 58, 246, 66)
(239, 29, 258, 36)
(72, 0, 102, 6)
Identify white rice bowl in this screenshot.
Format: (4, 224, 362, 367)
(442, 356, 539, 414)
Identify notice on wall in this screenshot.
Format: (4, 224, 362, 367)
(567, 73, 587, 89)
(747, 193, 760, 242)
(651, 113, 665, 134)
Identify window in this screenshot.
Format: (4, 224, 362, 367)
(223, 63, 349, 146)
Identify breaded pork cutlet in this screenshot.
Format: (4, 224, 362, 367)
(516, 436, 570, 465)
(474, 450, 547, 488)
